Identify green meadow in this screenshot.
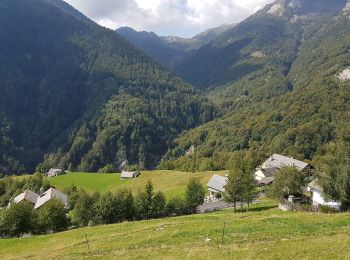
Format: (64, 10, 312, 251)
(46, 170, 225, 197)
(1, 201, 350, 259)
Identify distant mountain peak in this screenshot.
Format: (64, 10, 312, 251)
(265, 0, 348, 18)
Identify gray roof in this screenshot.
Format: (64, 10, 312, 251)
(263, 154, 309, 171)
(13, 190, 39, 205)
(258, 177, 275, 185)
(121, 171, 140, 178)
(262, 167, 278, 178)
(34, 188, 68, 209)
(207, 174, 228, 193)
(48, 168, 62, 177)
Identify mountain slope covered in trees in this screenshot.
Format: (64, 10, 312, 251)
(161, 0, 350, 171)
(0, 0, 216, 174)
(116, 24, 235, 69)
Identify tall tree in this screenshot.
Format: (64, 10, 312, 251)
(316, 122, 350, 210)
(0, 202, 35, 237)
(137, 181, 155, 219)
(37, 199, 69, 233)
(224, 156, 256, 211)
(185, 178, 205, 214)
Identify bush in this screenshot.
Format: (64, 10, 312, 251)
(37, 200, 69, 233)
(0, 202, 36, 237)
(185, 178, 205, 214)
(166, 197, 186, 216)
(319, 205, 339, 214)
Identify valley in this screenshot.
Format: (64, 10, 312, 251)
(1, 0, 350, 258)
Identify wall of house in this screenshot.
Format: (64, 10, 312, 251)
(312, 190, 341, 209)
(254, 170, 265, 181)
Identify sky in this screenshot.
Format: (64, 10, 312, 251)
(64, 0, 274, 37)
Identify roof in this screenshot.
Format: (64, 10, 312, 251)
(121, 171, 139, 178)
(308, 178, 323, 192)
(263, 154, 309, 171)
(13, 190, 39, 205)
(48, 168, 62, 176)
(34, 188, 68, 209)
(262, 167, 278, 177)
(258, 177, 275, 185)
(207, 174, 228, 193)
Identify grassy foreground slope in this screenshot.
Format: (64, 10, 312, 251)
(47, 170, 223, 197)
(1, 201, 350, 259)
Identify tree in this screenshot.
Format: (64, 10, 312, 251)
(269, 166, 306, 200)
(166, 197, 186, 216)
(115, 189, 135, 222)
(93, 192, 117, 225)
(0, 202, 35, 237)
(136, 181, 154, 219)
(37, 200, 69, 233)
(152, 191, 167, 218)
(35, 163, 52, 174)
(224, 157, 256, 211)
(316, 125, 350, 210)
(70, 191, 95, 227)
(185, 178, 205, 214)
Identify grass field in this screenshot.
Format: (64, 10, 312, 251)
(1, 201, 350, 259)
(46, 170, 225, 198)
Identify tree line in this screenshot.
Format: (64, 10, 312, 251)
(0, 178, 205, 238)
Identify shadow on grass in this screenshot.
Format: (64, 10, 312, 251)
(233, 205, 277, 213)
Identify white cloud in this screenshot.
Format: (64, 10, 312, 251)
(64, 0, 274, 37)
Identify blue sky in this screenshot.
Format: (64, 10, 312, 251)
(64, 0, 274, 37)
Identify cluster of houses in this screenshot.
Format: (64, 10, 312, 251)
(207, 154, 341, 210)
(9, 188, 68, 209)
(8, 169, 140, 210)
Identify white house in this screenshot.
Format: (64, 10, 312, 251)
(307, 179, 341, 210)
(47, 168, 63, 178)
(121, 170, 140, 179)
(254, 167, 278, 180)
(8, 190, 39, 208)
(207, 174, 228, 198)
(34, 188, 68, 209)
(254, 154, 311, 184)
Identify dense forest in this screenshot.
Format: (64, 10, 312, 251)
(0, 0, 215, 174)
(1, 0, 350, 175)
(160, 1, 350, 171)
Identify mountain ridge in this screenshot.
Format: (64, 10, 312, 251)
(0, 0, 216, 174)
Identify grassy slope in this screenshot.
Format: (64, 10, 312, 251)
(47, 170, 225, 197)
(1, 201, 350, 259)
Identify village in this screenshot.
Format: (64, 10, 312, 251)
(8, 153, 341, 218)
(206, 154, 341, 212)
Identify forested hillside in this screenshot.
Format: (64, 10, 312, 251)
(161, 0, 350, 171)
(117, 24, 235, 70)
(0, 0, 215, 174)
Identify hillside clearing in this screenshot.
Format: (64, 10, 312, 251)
(1, 201, 350, 259)
(46, 170, 225, 197)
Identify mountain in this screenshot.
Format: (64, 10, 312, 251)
(116, 27, 186, 69)
(174, 0, 349, 90)
(161, 24, 236, 52)
(161, 0, 350, 171)
(0, 0, 216, 174)
(116, 24, 235, 69)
